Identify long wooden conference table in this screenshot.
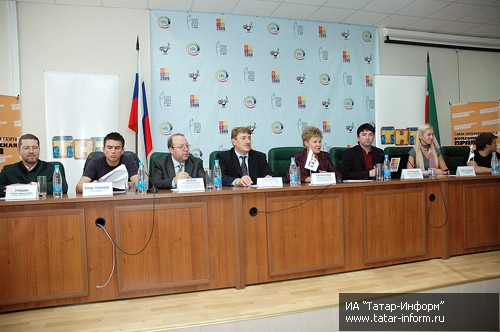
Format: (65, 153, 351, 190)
(1, 175, 499, 312)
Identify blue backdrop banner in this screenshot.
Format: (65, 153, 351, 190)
(150, 10, 379, 167)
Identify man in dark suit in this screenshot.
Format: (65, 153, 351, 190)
(151, 133, 205, 189)
(341, 123, 384, 180)
(217, 126, 274, 186)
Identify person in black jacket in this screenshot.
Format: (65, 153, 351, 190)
(341, 123, 384, 180)
(0, 133, 69, 197)
(216, 126, 274, 186)
(151, 133, 205, 189)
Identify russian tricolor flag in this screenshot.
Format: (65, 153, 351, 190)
(128, 36, 152, 164)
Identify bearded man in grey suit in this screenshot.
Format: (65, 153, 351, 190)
(151, 133, 205, 189)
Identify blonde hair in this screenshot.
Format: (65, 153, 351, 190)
(301, 126, 322, 146)
(415, 123, 438, 170)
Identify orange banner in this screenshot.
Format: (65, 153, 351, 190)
(450, 101, 500, 149)
(0, 95, 22, 171)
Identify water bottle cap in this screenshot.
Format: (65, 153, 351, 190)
(493, 152, 497, 155)
(54, 164, 59, 169)
(384, 154, 388, 158)
(139, 161, 144, 166)
(291, 157, 295, 161)
(215, 159, 219, 163)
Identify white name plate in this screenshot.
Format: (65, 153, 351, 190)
(178, 178, 205, 192)
(5, 184, 38, 201)
(83, 182, 113, 197)
(257, 177, 283, 188)
(456, 166, 476, 177)
(310, 172, 336, 185)
(401, 169, 424, 180)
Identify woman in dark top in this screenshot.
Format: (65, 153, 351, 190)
(286, 126, 341, 183)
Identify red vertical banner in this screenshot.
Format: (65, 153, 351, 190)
(0, 95, 22, 171)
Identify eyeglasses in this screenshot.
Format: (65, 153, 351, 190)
(21, 146, 40, 151)
(171, 144, 191, 150)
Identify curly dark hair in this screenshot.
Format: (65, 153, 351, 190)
(474, 132, 496, 151)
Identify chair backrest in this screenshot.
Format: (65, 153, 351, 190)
(209, 150, 220, 170)
(440, 145, 469, 175)
(329, 147, 348, 170)
(267, 146, 304, 180)
(383, 146, 413, 156)
(48, 161, 66, 178)
(148, 152, 170, 177)
(83, 151, 140, 171)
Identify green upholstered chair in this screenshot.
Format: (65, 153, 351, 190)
(48, 161, 67, 179)
(329, 147, 348, 170)
(267, 146, 304, 181)
(383, 146, 413, 155)
(148, 152, 170, 177)
(209, 150, 220, 170)
(440, 145, 469, 175)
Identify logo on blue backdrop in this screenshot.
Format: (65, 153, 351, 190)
(343, 72, 352, 86)
(296, 73, 306, 84)
(157, 16, 171, 29)
(244, 96, 257, 108)
(215, 70, 229, 82)
(187, 14, 199, 30)
(218, 96, 229, 108)
(319, 74, 330, 86)
(271, 121, 284, 134)
(159, 92, 171, 111)
(319, 47, 328, 61)
(189, 70, 200, 82)
(159, 122, 173, 136)
(270, 48, 280, 59)
(186, 43, 200, 56)
(293, 22, 303, 37)
(243, 22, 253, 33)
(322, 98, 331, 109)
(341, 29, 350, 40)
(364, 54, 373, 64)
(244, 67, 255, 83)
(189, 118, 202, 135)
(159, 43, 170, 55)
(271, 93, 282, 110)
(267, 23, 279, 35)
(216, 41, 227, 56)
(362, 31, 373, 42)
(294, 48, 306, 60)
(344, 98, 354, 110)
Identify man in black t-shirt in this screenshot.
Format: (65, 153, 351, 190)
(76, 132, 138, 193)
(468, 132, 497, 174)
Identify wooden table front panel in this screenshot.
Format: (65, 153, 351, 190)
(448, 178, 500, 255)
(0, 207, 87, 306)
(242, 189, 345, 284)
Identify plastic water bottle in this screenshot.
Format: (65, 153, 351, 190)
(383, 154, 391, 181)
(289, 157, 300, 187)
(137, 162, 147, 194)
(213, 159, 222, 191)
(52, 164, 63, 198)
(491, 152, 499, 175)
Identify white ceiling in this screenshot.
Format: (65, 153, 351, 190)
(16, 0, 500, 39)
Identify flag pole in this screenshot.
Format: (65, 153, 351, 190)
(134, 36, 140, 157)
